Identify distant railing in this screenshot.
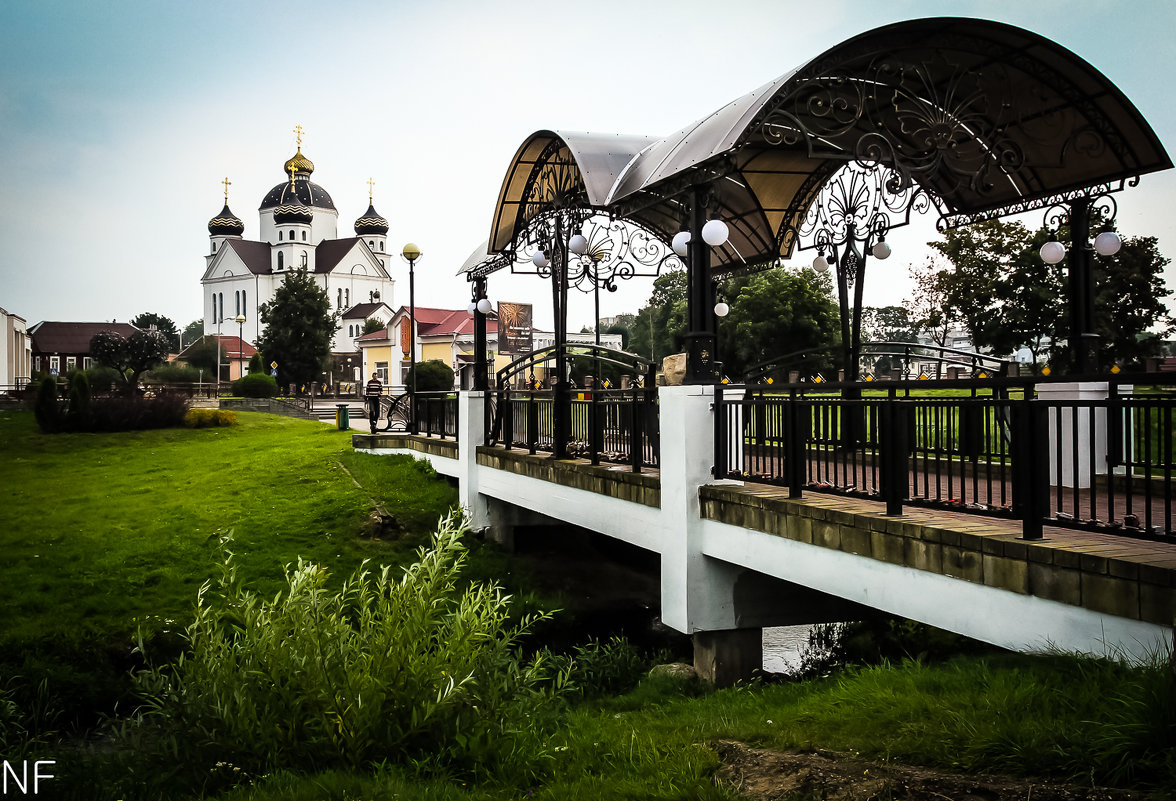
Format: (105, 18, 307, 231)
(412, 392, 459, 440)
(714, 375, 1176, 542)
(487, 345, 660, 470)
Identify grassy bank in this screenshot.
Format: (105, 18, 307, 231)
(0, 410, 458, 725)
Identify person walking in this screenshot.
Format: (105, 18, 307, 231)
(365, 372, 383, 433)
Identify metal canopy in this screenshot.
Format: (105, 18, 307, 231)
(484, 17, 1170, 277)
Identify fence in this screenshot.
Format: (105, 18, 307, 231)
(714, 376, 1176, 542)
(490, 387, 659, 470)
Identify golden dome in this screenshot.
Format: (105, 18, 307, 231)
(283, 147, 314, 178)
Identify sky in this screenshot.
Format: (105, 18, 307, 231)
(3, 0, 1175, 336)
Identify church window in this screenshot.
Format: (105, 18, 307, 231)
(345, 288, 350, 307)
(212, 294, 217, 321)
(242, 290, 246, 312)
(337, 288, 342, 308)
(212, 241, 217, 253)
(300, 251, 308, 268)
(277, 252, 284, 271)
(219, 293, 224, 321)
(302, 230, 307, 241)
(278, 231, 283, 241)
(234, 291, 239, 316)
(369, 240, 374, 248)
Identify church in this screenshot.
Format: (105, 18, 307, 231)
(201, 131, 397, 355)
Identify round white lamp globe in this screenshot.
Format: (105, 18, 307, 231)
(702, 219, 729, 247)
(812, 255, 830, 273)
(467, 302, 477, 316)
(568, 234, 588, 255)
(672, 231, 691, 258)
(1040, 240, 1067, 264)
(871, 240, 892, 260)
(532, 250, 549, 268)
(1094, 231, 1122, 256)
(477, 298, 493, 314)
(714, 301, 730, 317)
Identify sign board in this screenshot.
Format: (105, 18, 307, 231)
(270, 360, 278, 369)
(497, 302, 533, 355)
(270, 369, 278, 377)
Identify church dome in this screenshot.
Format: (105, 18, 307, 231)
(284, 147, 314, 178)
(208, 204, 245, 236)
(273, 191, 313, 225)
(354, 203, 389, 235)
(260, 148, 337, 212)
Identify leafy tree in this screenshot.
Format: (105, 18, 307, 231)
(182, 337, 222, 378)
(627, 270, 687, 364)
(89, 328, 170, 394)
(907, 257, 960, 358)
(131, 312, 181, 352)
(248, 352, 264, 375)
(717, 266, 840, 379)
(361, 318, 384, 336)
(181, 319, 205, 350)
(257, 268, 338, 389)
(862, 305, 920, 375)
(406, 359, 455, 392)
(1081, 232, 1172, 369)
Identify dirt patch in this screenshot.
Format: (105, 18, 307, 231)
(710, 740, 1143, 801)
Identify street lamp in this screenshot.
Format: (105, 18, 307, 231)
(234, 313, 246, 380)
(401, 242, 422, 433)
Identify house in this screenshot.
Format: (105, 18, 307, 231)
(28, 321, 140, 376)
(174, 335, 257, 382)
(1, 307, 31, 388)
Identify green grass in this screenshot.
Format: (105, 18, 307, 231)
(205, 652, 1175, 801)
(0, 409, 458, 725)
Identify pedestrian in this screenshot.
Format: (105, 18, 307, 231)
(365, 372, 383, 433)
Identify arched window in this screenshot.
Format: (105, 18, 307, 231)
(345, 288, 350, 307)
(369, 240, 374, 248)
(337, 288, 343, 308)
(212, 241, 217, 253)
(219, 293, 224, 321)
(300, 251, 308, 268)
(378, 241, 383, 252)
(302, 230, 307, 241)
(278, 231, 283, 241)
(277, 252, 284, 271)
(212, 294, 217, 321)
(242, 290, 247, 314)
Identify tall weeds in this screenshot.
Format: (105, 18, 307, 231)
(128, 510, 568, 789)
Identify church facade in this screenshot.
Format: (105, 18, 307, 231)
(201, 139, 396, 354)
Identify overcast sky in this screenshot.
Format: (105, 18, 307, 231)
(3, 0, 1175, 334)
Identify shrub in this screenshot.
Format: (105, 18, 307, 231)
(130, 511, 568, 784)
(405, 359, 455, 392)
(146, 364, 202, 384)
(87, 391, 190, 432)
(183, 409, 237, 428)
(67, 371, 92, 430)
(83, 366, 122, 394)
(33, 377, 62, 433)
(560, 636, 658, 700)
(248, 352, 264, 375)
(231, 372, 279, 398)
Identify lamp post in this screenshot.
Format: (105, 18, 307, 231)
(401, 243, 422, 433)
(215, 315, 223, 396)
(234, 313, 246, 380)
(1039, 194, 1122, 374)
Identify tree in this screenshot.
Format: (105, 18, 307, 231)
(861, 305, 920, 375)
(406, 359, 455, 392)
(256, 268, 338, 389)
(1081, 233, 1172, 368)
(89, 328, 170, 394)
(627, 271, 687, 364)
(717, 266, 840, 379)
(131, 312, 181, 352)
(361, 318, 384, 336)
(183, 337, 221, 377)
(182, 319, 205, 350)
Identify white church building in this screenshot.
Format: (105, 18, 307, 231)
(201, 138, 396, 354)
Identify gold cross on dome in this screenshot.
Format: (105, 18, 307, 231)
(221, 176, 231, 203)
(293, 124, 304, 146)
(289, 164, 298, 189)
(367, 177, 375, 203)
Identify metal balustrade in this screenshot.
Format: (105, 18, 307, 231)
(715, 376, 1176, 542)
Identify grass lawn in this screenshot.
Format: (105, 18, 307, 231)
(0, 409, 458, 720)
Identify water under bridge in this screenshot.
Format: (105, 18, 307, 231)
(354, 385, 1176, 684)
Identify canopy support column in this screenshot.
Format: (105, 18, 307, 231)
(685, 185, 717, 384)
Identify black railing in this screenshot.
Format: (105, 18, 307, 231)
(715, 376, 1176, 542)
(412, 392, 459, 440)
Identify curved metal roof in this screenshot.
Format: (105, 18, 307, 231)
(485, 17, 1170, 277)
(488, 130, 658, 253)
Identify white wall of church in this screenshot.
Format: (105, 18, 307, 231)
(259, 207, 338, 245)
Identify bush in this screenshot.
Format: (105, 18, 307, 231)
(248, 352, 264, 375)
(146, 364, 202, 384)
(129, 511, 568, 785)
(405, 359, 455, 392)
(231, 372, 279, 398)
(183, 409, 237, 428)
(88, 391, 190, 432)
(83, 366, 123, 394)
(67, 371, 92, 430)
(33, 377, 62, 433)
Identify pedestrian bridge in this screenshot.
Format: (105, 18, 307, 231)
(354, 387, 1176, 683)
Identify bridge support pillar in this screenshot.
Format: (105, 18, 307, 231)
(693, 628, 762, 687)
(458, 392, 490, 531)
